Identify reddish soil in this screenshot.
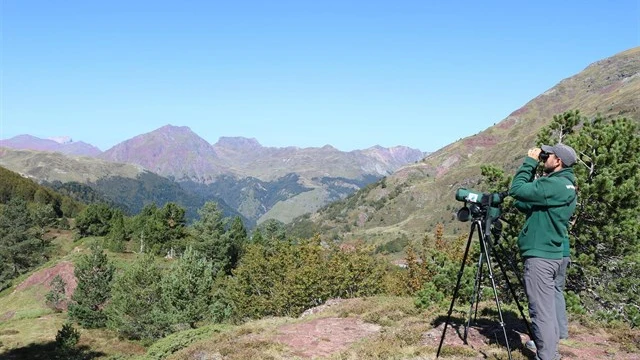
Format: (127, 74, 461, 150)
(10, 261, 76, 313)
(275, 317, 381, 358)
(463, 135, 499, 148)
(497, 118, 517, 130)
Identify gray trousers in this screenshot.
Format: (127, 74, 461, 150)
(524, 257, 562, 360)
(555, 257, 570, 339)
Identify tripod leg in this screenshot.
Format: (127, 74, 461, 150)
(479, 227, 513, 360)
(436, 222, 477, 358)
(473, 258, 484, 322)
(495, 243, 534, 340)
(465, 250, 484, 343)
(497, 242, 526, 290)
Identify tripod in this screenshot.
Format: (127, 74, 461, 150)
(436, 214, 533, 359)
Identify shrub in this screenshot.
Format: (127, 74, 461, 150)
(45, 275, 67, 312)
(414, 282, 445, 309)
(55, 323, 81, 359)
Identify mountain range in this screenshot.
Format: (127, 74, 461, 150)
(0, 126, 425, 226)
(0, 134, 102, 157)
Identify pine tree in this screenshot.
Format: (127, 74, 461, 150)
(68, 244, 114, 328)
(259, 219, 287, 244)
(567, 116, 640, 324)
(32, 203, 58, 231)
(46, 275, 67, 312)
(158, 202, 188, 253)
(0, 197, 47, 290)
(106, 209, 127, 252)
(191, 201, 232, 275)
(106, 254, 171, 341)
(54, 323, 81, 360)
(251, 228, 265, 245)
(161, 247, 214, 328)
(74, 203, 113, 237)
(225, 216, 248, 272)
(129, 203, 188, 255)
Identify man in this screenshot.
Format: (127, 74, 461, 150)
(509, 143, 577, 360)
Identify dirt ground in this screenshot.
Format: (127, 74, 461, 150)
(275, 317, 381, 358)
(11, 261, 77, 310)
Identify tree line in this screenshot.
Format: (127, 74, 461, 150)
(50, 200, 412, 345)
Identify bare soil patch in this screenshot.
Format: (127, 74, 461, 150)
(13, 261, 76, 310)
(275, 317, 381, 358)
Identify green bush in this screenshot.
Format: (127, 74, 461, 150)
(55, 323, 81, 360)
(375, 236, 409, 254)
(143, 324, 226, 360)
(623, 304, 640, 328)
(45, 275, 67, 312)
(565, 291, 586, 315)
(414, 282, 445, 309)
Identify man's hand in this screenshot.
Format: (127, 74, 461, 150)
(528, 147, 542, 160)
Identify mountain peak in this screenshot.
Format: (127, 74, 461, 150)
(216, 136, 262, 149)
(157, 124, 192, 132)
(100, 124, 225, 181)
(0, 134, 101, 156)
(48, 136, 73, 144)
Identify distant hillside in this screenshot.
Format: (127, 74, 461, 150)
(0, 165, 84, 218)
(289, 47, 640, 245)
(211, 138, 426, 181)
(99, 126, 425, 183)
(0, 134, 102, 157)
(0, 148, 144, 183)
(0, 148, 244, 222)
(99, 125, 227, 182)
(95, 126, 425, 224)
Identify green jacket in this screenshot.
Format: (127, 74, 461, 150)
(509, 157, 577, 259)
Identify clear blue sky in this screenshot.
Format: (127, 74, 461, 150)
(1, 1, 639, 152)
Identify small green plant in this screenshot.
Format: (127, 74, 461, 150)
(623, 304, 640, 328)
(414, 282, 445, 310)
(595, 309, 623, 325)
(565, 291, 586, 315)
(55, 322, 81, 359)
(144, 324, 226, 359)
(45, 275, 67, 312)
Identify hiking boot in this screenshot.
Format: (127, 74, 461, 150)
(525, 340, 537, 352)
(534, 352, 562, 360)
